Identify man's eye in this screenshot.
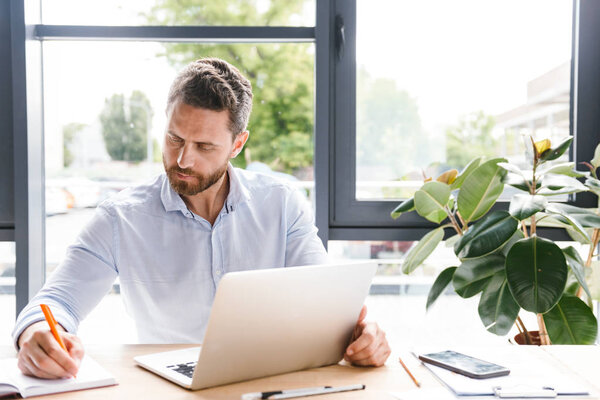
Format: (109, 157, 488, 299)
(169, 135, 183, 143)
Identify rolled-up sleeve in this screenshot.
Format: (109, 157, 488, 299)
(12, 205, 119, 349)
(284, 188, 328, 267)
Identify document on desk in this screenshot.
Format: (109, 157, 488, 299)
(419, 348, 590, 398)
(0, 355, 117, 398)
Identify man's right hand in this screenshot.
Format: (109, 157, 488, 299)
(17, 321, 84, 379)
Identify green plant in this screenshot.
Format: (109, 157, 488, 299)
(392, 137, 600, 344)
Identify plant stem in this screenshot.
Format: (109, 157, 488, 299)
(530, 155, 537, 240)
(456, 211, 467, 232)
(537, 314, 551, 345)
(444, 207, 463, 236)
(516, 316, 531, 345)
(520, 221, 529, 238)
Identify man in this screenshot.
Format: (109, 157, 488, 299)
(13, 58, 391, 379)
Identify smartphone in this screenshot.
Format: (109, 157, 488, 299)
(418, 350, 510, 379)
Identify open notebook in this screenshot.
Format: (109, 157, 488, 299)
(0, 355, 117, 398)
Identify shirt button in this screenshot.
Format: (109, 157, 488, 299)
(215, 270, 222, 277)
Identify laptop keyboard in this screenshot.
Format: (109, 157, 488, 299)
(166, 361, 197, 379)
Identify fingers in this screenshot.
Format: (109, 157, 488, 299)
(357, 305, 367, 324)
(344, 322, 391, 367)
(351, 341, 391, 367)
(346, 321, 375, 356)
(18, 330, 82, 379)
(64, 334, 85, 366)
(19, 352, 67, 379)
(348, 306, 368, 343)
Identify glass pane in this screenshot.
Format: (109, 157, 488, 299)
(41, 0, 315, 27)
(356, 0, 573, 200)
(0, 242, 16, 345)
(43, 40, 314, 338)
(328, 240, 593, 347)
(328, 240, 512, 347)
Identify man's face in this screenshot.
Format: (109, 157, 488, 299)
(162, 102, 247, 196)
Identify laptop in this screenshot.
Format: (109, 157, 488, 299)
(134, 262, 377, 390)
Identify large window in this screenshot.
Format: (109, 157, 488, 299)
(355, 0, 572, 201)
(29, 0, 317, 341)
(327, 0, 600, 241)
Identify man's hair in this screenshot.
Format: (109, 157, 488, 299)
(167, 58, 253, 137)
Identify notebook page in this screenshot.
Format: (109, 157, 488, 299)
(0, 358, 19, 397)
(1, 355, 116, 398)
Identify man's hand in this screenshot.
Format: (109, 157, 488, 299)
(17, 321, 84, 379)
(344, 305, 391, 367)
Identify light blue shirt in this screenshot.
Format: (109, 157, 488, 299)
(13, 164, 327, 346)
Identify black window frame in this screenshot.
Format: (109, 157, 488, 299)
(321, 0, 600, 242)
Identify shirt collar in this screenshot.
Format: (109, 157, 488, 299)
(160, 163, 251, 214)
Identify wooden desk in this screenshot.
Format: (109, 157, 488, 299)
(1, 345, 598, 399)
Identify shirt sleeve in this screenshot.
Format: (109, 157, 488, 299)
(284, 187, 328, 267)
(12, 205, 119, 349)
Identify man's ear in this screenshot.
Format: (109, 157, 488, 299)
(230, 131, 249, 158)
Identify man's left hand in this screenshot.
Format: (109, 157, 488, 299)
(344, 305, 391, 367)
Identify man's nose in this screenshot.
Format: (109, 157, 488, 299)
(177, 145, 195, 169)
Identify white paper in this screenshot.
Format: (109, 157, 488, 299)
(0, 355, 117, 398)
(417, 348, 589, 397)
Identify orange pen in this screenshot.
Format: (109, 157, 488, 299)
(40, 304, 68, 352)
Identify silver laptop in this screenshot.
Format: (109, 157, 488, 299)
(134, 262, 377, 390)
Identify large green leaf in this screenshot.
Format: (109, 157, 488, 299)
(544, 295, 598, 344)
(457, 158, 507, 223)
(414, 181, 450, 224)
(538, 174, 588, 196)
(426, 266, 457, 311)
(545, 203, 590, 242)
(500, 230, 525, 257)
(539, 136, 573, 162)
(504, 173, 534, 192)
(452, 255, 505, 298)
(454, 211, 518, 259)
(562, 246, 593, 306)
(497, 162, 530, 179)
(591, 143, 600, 168)
(566, 226, 592, 245)
(451, 157, 483, 190)
(478, 271, 520, 336)
(505, 236, 568, 313)
(545, 203, 600, 228)
(402, 227, 445, 274)
(585, 177, 600, 196)
(537, 162, 586, 178)
(391, 197, 415, 219)
(508, 194, 547, 220)
(564, 270, 580, 295)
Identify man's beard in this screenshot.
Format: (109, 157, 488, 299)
(164, 159, 228, 196)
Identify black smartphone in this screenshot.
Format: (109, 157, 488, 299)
(418, 350, 510, 379)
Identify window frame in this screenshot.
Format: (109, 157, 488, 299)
(324, 0, 600, 242)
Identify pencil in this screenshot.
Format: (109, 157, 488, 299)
(40, 304, 68, 352)
(398, 355, 421, 388)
